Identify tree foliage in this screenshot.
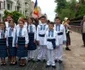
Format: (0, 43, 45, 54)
(3, 10, 25, 23)
(55, 0, 85, 19)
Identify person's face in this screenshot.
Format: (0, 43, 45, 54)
(0, 24, 5, 29)
(18, 21, 24, 27)
(9, 21, 14, 28)
(40, 18, 46, 23)
(7, 16, 12, 21)
(28, 18, 32, 24)
(67, 20, 70, 24)
(48, 24, 54, 30)
(83, 17, 85, 21)
(55, 19, 61, 24)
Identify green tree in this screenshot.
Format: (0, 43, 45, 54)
(3, 10, 25, 23)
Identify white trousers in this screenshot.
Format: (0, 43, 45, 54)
(54, 44, 63, 61)
(37, 46, 47, 60)
(47, 49, 55, 66)
(28, 50, 35, 59)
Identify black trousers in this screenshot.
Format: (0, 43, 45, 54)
(82, 33, 85, 45)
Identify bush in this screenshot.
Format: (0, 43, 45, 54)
(3, 10, 25, 23)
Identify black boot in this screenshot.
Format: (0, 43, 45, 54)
(65, 47, 71, 51)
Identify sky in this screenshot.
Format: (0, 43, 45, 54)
(32, 0, 56, 21)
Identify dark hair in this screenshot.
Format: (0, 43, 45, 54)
(48, 22, 54, 25)
(40, 16, 46, 19)
(27, 17, 34, 23)
(55, 17, 61, 20)
(47, 20, 50, 23)
(67, 18, 70, 21)
(9, 19, 14, 24)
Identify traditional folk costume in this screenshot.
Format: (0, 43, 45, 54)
(27, 24, 37, 60)
(0, 29, 7, 65)
(6, 27, 17, 62)
(5, 21, 16, 29)
(37, 23, 48, 61)
(16, 27, 28, 58)
(54, 24, 66, 62)
(44, 29, 59, 66)
(16, 26, 29, 65)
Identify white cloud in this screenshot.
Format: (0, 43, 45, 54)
(32, 0, 56, 21)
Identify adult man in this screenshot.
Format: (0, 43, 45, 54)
(81, 15, 85, 47)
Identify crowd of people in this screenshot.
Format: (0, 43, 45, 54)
(0, 14, 71, 68)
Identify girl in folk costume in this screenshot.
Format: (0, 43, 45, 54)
(6, 20, 17, 65)
(27, 17, 37, 62)
(44, 22, 59, 68)
(16, 19, 29, 66)
(37, 16, 48, 62)
(16, 17, 27, 28)
(54, 17, 66, 63)
(5, 14, 12, 28)
(0, 22, 7, 65)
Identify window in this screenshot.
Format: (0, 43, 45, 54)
(7, 2, 12, 10)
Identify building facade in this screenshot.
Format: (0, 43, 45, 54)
(16, 0, 32, 17)
(0, 0, 17, 21)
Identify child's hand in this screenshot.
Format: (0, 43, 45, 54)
(63, 41, 66, 45)
(37, 40, 40, 45)
(25, 44, 28, 48)
(7, 46, 8, 49)
(16, 44, 18, 48)
(34, 40, 36, 43)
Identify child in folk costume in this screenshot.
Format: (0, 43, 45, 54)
(0, 22, 7, 65)
(44, 22, 59, 68)
(37, 16, 48, 62)
(16, 17, 27, 28)
(27, 17, 37, 62)
(16, 19, 29, 66)
(54, 17, 66, 63)
(6, 20, 17, 65)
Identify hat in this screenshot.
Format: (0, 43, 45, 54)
(64, 17, 68, 21)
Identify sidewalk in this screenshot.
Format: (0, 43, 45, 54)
(63, 32, 85, 70)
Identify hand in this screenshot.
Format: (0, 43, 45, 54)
(37, 40, 40, 45)
(34, 40, 36, 43)
(25, 44, 28, 48)
(16, 44, 18, 48)
(70, 30, 72, 33)
(7, 46, 8, 49)
(63, 41, 66, 45)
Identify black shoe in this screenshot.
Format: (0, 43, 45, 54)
(36, 59, 41, 62)
(65, 47, 71, 51)
(46, 65, 50, 68)
(43, 59, 46, 63)
(59, 60, 63, 64)
(52, 66, 56, 68)
(55, 60, 58, 63)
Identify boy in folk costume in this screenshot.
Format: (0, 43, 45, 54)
(54, 17, 66, 63)
(0, 22, 7, 65)
(37, 16, 48, 62)
(16, 19, 29, 66)
(44, 22, 59, 68)
(27, 17, 37, 62)
(6, 20, 17, 65)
